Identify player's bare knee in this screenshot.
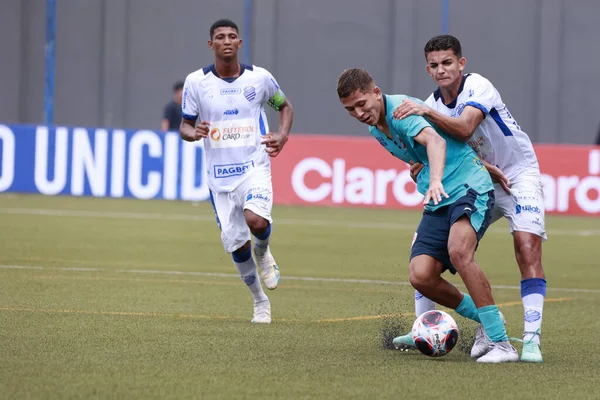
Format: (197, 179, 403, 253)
(514, 235, 544, 278)
(448, 246, 474, 271)
(245, 212, 269, 234)
(409, 263, 437, 292)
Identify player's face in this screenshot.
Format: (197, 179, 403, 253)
(425, 50, 466, 89)
(209, 27, 242, 62)
(340, 86, 382, 126)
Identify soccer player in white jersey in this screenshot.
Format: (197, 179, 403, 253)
(391, 35, 546, 362)
(179, 19, 294, 324)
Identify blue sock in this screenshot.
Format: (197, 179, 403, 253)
(478, 305, 508, 342)
(232, 248, 252, 263)
(454, 293, 481, 323)
(254, 224, 271, 254)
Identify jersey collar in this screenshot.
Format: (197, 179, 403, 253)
(433, 73, 471, 109)
(203, 63, 253, 83)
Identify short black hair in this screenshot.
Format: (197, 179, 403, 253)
(210, 19, 239, 39)
(173, 81, 184, 92)
(336, 68, 375, 99)
(424, 34, 462, 58)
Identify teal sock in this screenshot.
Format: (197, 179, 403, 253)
(454, 293, 481, 323)
(478, 305, 508, 342)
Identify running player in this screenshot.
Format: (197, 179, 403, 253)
(179, 19, 294, 324)
(337, 68, 518, 363)
(392, 35, 546, 362)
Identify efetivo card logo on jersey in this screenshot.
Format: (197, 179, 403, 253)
(223, 109, 239, 116)
(208, 118, 255, 149)
(214, 161, 255, 178)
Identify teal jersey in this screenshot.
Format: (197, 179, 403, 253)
(369, 94, 493, 211)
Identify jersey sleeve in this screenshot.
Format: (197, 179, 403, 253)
(261, 69, 287, 111)
(389, 115, 431, 148)
(423, 93, 435, 108)
(181, 74, 200, 121)
(464, 75, 497, 117)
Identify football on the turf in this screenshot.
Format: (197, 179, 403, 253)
(412, 310, 459, 357)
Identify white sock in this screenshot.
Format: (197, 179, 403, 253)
(523, 294, 544, 345)
(233, 250, 268, 304)
(415, 290, 436, 318)
(521, 278, 546, 345)
(253, 224, 271, 256)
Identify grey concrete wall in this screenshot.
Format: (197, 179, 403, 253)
(1, 0, 599, 144)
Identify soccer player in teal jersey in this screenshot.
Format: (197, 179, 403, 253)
(337, 68, 518, 363)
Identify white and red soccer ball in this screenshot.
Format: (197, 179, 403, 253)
(412, 310, 459, 357)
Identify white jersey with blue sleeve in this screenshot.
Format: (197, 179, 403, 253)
(181, 64, 286, 193)
(424, 73, 540, 183)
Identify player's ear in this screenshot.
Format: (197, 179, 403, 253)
(374, 86, 382, 97)
(458, 57, 466, 71)
(208, 40, 213, 50)
(426, 64, 432, 76)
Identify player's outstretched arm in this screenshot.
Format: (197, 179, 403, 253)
(394, 99, 483, 142)
(262, 99, 294, 157)
(413, 127, 449, 205)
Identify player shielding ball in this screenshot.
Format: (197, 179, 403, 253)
(337, 68, 518, 363)
(392, 35, 546, 362)
(180, 19, 294, 324)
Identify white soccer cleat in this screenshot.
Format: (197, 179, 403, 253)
(254, 246, 280, 290)
(476, 341, 519, 363)
(251, 300, 271, 324)
(471, 311, 506, 359)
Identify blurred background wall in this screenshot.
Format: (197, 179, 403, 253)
(1, 0, 599, 144)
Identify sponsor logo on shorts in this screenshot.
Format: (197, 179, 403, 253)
(223, 108, 239, 116)
(214, 161, 254, 178)
(516, 204, 541, 214)
(532, 217, 542, 226)
(246, 193, 270, 202)
(221, 88, 241, 95)
(411, 232, 418, 247)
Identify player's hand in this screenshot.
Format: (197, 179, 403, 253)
(409, 160, 424, 183)
(194, 121, 211, 140)
(482, 160, 511, 195)
(393, 99, 429, 120)
(424, 179, 449, 206)
(261, 132, 288, 157)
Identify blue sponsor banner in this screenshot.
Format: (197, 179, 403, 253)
(0, 124, 209, 201)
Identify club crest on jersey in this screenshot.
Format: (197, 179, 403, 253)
(452, 103, 466, 117)
(244, 86, 256, 102)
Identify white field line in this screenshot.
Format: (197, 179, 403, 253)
(1, 265, 599, 294)
(1, 207, 600, 236)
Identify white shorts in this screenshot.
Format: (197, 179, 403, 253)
(491, 177, 547, 241)
(209, 168, 273, 253)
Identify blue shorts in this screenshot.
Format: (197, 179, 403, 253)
(410, 189, 495, 274)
